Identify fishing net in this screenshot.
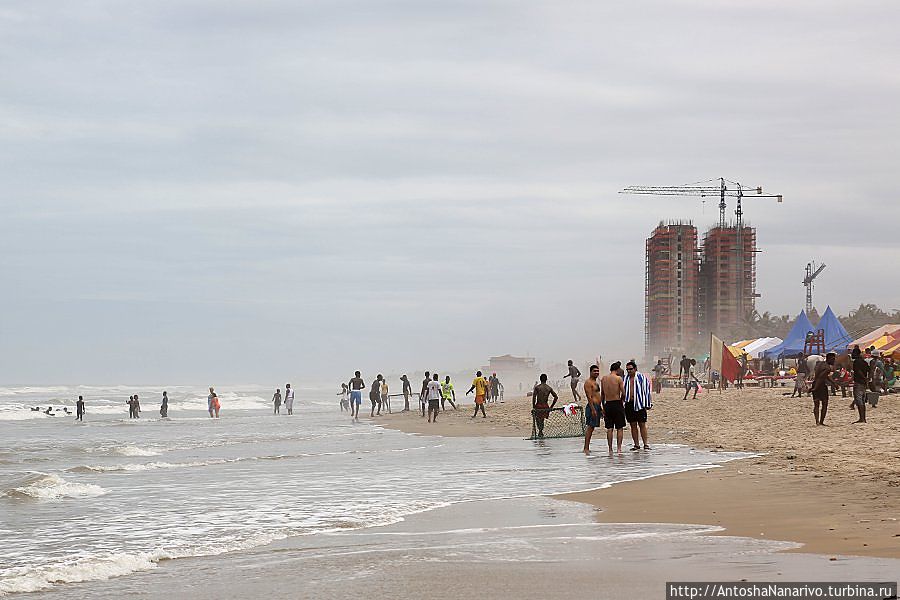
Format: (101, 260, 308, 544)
(529, 406, 585, 440)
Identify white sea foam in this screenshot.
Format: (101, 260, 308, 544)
(112, 445, 161, 457)
(0, 549, 171, 595)
(67, 459, 233, 473)
(0, 533, 289, 595)
(3, 473, 107, 501)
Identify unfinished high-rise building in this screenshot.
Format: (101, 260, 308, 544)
(698, 225, 757, 339)
(645, 222, 700, 358)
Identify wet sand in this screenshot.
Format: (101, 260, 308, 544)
(40, 496, 900, 600)
(377, 385, 900, 558)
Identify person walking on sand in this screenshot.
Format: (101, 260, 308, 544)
(791, 352, 809, 398)
(851, 348, 869, 424)
(349, 371, 365, 422)
(678, 354, 691, 389)
(160, 391, 169, 419)
(467, 370, 488, 418)
(75, 395, 85, 422)
(427, 373, 442, 423)
(273, 388, 282, 415)
(600, 362, 626, 454)
(583, 365, 602, 454)
(532, 374, 559, 438)
(441, 375, 457, 410)
(681, 359, 699, 400)
(420, 372, 431, 417)
(338, 383, 349, 412)
(488, 373, 500, 403)
(811, 353, 835, 425)
(284, 384, 295, 415)
(622, 360, 652, 451)
(563, 360, 582, 402)
(400, 375, 412, 412)
(652, 359, 665, 394)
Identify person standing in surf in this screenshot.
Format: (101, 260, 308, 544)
(583, 365, 602, 454)
(348, 371, 365, 422)
(284, 383, 294, 415)
(133, 394, 141, 419)
(207, 387, 216, 418)
(75, 395, 85, 422)
(600, 362, 626, 454)
(338, 383, 349, 412)
(160, 391, 169, 418)
(532, 374, 559, 438)
(370, 375, 383, 417)
(622, 360, 652, 451)
(273, 388, 282, 415)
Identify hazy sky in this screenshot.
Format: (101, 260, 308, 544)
(2, 0, 899, 384)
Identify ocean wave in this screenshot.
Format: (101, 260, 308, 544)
(0, 532, 288, 595)
(66, 459, 240, 473)
(2, 473, 107, 501)
(111, 445, 161, 457)
(0, 549, 172, 595)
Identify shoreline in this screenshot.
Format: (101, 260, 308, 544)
(376, 387, 900, 559)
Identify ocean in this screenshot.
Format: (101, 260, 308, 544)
(0, 384, 795, 597)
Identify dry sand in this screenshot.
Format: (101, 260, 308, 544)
(377, 385, 900, 558)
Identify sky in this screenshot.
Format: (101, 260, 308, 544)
(2, 0, 899, 385)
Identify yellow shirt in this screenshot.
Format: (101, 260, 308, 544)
(473, 377, 487, 396)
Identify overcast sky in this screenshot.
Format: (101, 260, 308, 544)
(2, 0, 899, 385)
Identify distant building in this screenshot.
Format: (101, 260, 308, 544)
(645, 222, 700, 358)
(699, 225, 757, 339)
(485, 354, 537, 393)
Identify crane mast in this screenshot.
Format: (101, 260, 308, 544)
(803, 262, 826, 315)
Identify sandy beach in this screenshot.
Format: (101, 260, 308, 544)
(377, 385, 900, 558)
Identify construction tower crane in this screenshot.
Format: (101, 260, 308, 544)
(620, 177, 783, 229)
(803, 262, 826, 315)
(621, 177, 783, 319)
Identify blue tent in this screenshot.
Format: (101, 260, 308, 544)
(763, 310, 816, 359)
(816, 305, 852, 351)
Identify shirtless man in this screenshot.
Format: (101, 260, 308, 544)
(400, 375, 412, 412)
(582, 365, 602, 454)
(563, 360, 582, 402)
(348, 371, 365, 422)
(420, 372, 431, 417)
(531, 374, 559, 438)
(600, 362, 626, 454)
(811, 353, 836, 425)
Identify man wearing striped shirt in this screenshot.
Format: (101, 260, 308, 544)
(622, 360, 652, 451)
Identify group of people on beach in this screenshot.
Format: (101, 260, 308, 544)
(807, 345, 889, 426)
(271, 384, 295, 415)
(577, 360, 653, 455)
(340, 371, 501, 423)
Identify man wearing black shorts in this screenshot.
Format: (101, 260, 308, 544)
(811, 353, 835, 425)
(622, 360, 652, 450)
(600, 362, 625, 454)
